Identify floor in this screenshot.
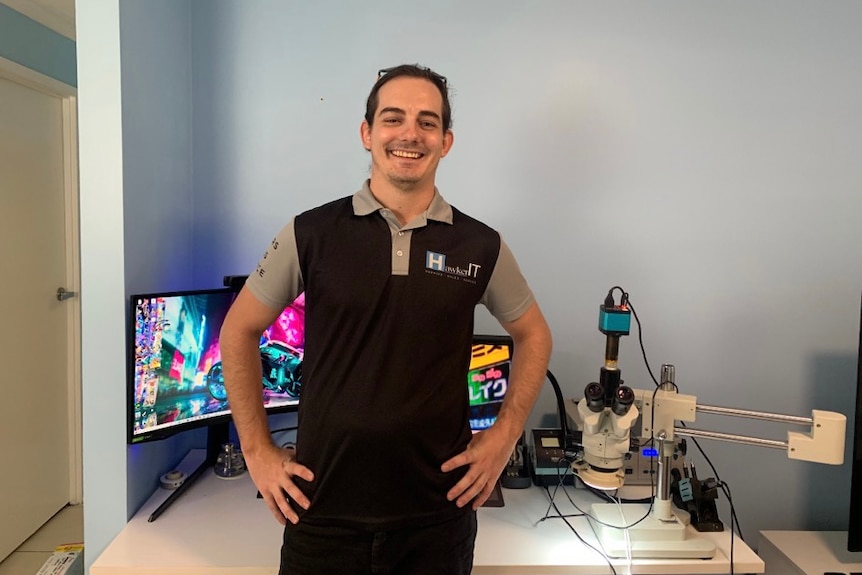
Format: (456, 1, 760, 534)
(0, 505, 83, 575)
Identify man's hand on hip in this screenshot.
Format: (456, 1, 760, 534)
(245, 443, 314, 525)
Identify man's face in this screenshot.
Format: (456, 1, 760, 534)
(361, 76, 454, 191)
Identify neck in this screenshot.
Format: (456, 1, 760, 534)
(368, 175, 435, 225)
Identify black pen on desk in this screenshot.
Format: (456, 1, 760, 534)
(148, 461, 209, 522)
(148, 491, 180, 522)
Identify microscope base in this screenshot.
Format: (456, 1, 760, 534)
(590, 503, 716, 559)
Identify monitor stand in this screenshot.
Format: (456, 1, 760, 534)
(147, 422, 231, 522)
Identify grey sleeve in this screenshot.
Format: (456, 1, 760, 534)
(480, 236, 536, 323)
(244, 219, 304, 310)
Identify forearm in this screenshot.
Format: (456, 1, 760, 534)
(220, 329, 273, 456)
(495, 307, 553, 444)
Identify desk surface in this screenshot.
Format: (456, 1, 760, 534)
(92, 450, 763, 575)
(759, 530, 862, 574)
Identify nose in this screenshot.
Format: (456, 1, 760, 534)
(398, 119, 419, 141)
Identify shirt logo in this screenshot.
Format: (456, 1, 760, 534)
(425, 251, 482, 284)
(426, 251, 446, 271)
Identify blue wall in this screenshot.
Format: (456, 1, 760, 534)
(0, 3, 76, 86)
(79, 0, 862, 569)
(188, 0, 862, 542)
(119, 0, 204, 517)
(118, 0, 302, 522)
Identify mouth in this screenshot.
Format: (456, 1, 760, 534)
(389, 149, 424, 160)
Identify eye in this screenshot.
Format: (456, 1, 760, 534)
(421, 121, 437, 129)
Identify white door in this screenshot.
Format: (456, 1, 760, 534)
(0, 65, 80, 561)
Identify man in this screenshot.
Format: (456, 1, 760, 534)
(220, 64, 552, 575)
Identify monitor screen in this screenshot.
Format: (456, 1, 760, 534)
(128, 288, 305, 444)
(468, 335, 514, 432)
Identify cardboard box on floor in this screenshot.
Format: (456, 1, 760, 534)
(36, 544, 83, 575)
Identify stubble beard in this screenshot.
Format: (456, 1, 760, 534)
(388, 172, 423, 192)
(370, 157, 424, 193)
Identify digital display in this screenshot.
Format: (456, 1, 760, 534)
(467, 337, 513, 431)
(540, 437, 560, 448)
(129, 289, 305, 443)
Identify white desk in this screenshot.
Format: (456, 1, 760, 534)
(92, 450, 763, 574)
(759, 530, 862, 575)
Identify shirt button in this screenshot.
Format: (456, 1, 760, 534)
(398, 231, 404, 236)
(396, 250, 404, 257)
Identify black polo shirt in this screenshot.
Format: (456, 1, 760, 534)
(247, 182, 534, 529)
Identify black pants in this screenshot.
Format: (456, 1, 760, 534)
(279, 511, 477, 575)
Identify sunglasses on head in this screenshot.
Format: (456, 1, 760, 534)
(377, 66, 448, 87)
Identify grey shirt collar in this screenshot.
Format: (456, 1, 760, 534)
(352, 180, 454, 225)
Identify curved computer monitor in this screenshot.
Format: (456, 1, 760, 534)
(127, 286, 306, 521)
(127, 287, 305, 445)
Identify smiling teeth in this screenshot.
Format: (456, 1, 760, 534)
(391, 150, 422, 159)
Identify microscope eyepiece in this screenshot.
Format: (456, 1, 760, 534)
(584, 382, 605, 412)
(611, 385, 635, 416)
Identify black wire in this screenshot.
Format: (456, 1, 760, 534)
(678, 439, 741, 572)
(562, 457, 654, 531)
(546, 369, 570, 449)
(625, 289, 740, 570)
(607, 286, 627, 307)
(539, 475, 619, 575)
(541, 456, 661, 573)
(679, 432, 744, 541)
(722, 481, 743, 540)
(625, 299, 660, 388)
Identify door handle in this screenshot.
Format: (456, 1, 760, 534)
(57, 287, 77, 301)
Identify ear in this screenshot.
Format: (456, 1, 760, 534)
(440, 129, 454, 158)
(360, 121, 372, 151)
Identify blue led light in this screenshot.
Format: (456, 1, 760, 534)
(642, 447, 659, 458)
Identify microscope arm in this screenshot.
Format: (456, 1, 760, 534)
(637, 389, 846, 465)
(671, 405, 846, 465)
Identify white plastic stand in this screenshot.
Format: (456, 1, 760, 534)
(590, 501, 716, 559)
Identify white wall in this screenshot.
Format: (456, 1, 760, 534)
(76, 1, 126, 571)
(78, 1, 862, 567)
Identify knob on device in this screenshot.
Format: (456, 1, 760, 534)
(159, 470, 186, 490)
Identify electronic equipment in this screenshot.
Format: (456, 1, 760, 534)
(529, 428, 574, 486)
(848, 292, 862, 551)
(565, 396, 687, 487)
(501, 432, 532, 489)
(127, 287, 305, 520)
(468, 334, 514, 432)
(566, 287, 847, 559)
(469, 334, 516, 507)
(128, 288, 305, 444)
(528, 424, 679, 489)
(670, 462, 723, 532)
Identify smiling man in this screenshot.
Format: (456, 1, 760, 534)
(220, 64, 552, 575)
(361, 69, 453, 200)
